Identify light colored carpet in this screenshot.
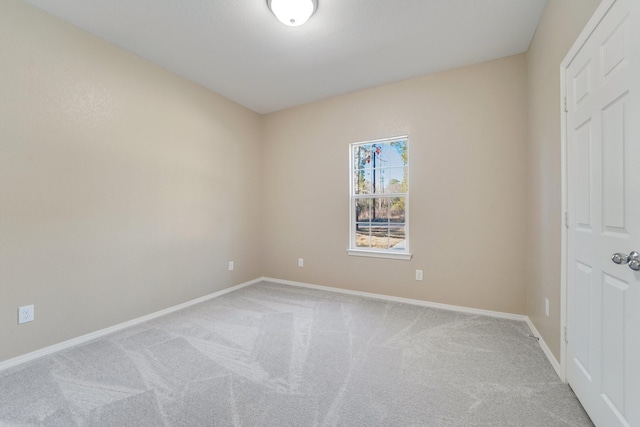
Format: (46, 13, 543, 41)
(0, 281, 593, 426)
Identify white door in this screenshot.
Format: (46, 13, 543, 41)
(566, 0, 640, 426)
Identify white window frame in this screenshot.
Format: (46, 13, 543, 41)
(347, 135, 412, 260)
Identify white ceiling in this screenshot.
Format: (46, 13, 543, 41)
(22, 0, 548, 114)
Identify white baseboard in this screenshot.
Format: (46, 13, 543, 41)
(525, 317, 564, 380)
(0, 278, 261, 373)
(261, 277, 527, 321)
(2, 276, 563, 384)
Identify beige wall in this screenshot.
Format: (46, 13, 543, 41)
(262, 55, 529, 315)
(526, 0, 601, 360)
(2, 0, 601, 366)
(0, 0, 263, 362)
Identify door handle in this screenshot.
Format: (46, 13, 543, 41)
(612, 252, 632, 264)
(611, 251, 640, 270)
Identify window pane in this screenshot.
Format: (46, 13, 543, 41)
(377, 169, 387, 194)
(355, 168, 372, 194)
(385, 167, 406, 193)
(360, 144, 374, 167)
(354, 145, 373, 195)
(369, 222, 390, 249)
(376, 143, 390, 168)
(353, 145, 370, 169)
(371, 198, 389, 222)
(355, 223, 371, 248)
(403, 166, 408, 190)
(373, 168, 388, 194)
(356, 198, 371, 222)
(390, 140, 408, 167)
(389, 197, 405, 223)
(389, 225, 406, 249)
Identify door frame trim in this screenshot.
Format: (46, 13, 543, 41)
(559, 0, 617, 384)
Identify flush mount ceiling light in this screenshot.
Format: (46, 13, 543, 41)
(267, 0, 318, 27)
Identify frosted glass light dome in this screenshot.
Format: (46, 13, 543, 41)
(268, 0, 318, 27)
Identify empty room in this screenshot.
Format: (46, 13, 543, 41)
(1, 0, 638, 425)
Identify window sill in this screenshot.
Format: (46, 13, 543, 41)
(346, 249, 413, 261)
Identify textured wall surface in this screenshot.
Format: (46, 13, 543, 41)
(2, 0, 603, 366)
(526, 0, 601, 361)
(262, 55, 529, 315)
(0, 0, 263, 362)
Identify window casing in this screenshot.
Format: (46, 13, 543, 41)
(348, 136, 411, 260)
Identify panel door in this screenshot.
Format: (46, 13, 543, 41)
(566, 0, 640, 426)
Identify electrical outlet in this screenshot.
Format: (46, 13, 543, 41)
(298, 258, 304, 267)
(228, 261, 234, 271)
(545, 298, 550, 317)
(415, 270, 423, 281)
(18, 305, 34, 324)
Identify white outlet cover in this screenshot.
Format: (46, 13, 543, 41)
(416, 270, 423, 281)
(18, 305, 34, 324)
(228, 261, 234, 271)
(298, 258, 304, 267)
